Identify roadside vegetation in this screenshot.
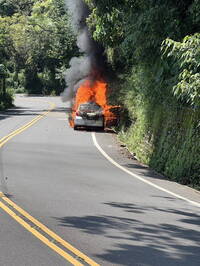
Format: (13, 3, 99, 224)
(85, 0, 200, 188)
(0, 0, 77, 109)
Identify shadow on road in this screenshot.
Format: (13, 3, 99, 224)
(0, 106, 71, 122)
(0, 107, 43, 122)
(121, 161, 173, 182)
(53, 201, 200, 266)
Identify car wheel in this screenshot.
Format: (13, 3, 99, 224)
(74, 125, 78, 130)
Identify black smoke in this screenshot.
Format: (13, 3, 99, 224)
(62, 0, 105, 103)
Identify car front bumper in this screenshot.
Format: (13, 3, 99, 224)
(74, 116, 104, 127)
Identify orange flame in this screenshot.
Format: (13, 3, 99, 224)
(75, 80, 107, 109)
(69, 79, 120, 128)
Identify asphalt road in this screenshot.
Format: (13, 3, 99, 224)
(0, 95, 200, 266)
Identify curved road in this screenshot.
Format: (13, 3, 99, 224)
(0, 95, 200, 266)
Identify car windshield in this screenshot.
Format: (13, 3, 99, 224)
(79, 102, 102, 112)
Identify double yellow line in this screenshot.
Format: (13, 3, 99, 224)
(0, 102, 99, 266)
(0, 103, 55, 148)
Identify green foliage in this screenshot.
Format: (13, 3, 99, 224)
(0, 64, 13, 109)
(189, 0, 200, 25)
(119, 100, 200, 188)
(0, 74, 14, 110)
(0, 0, 34, 16)
(0, 93, 13, 110)
(86, 0, 195, 67)
(0, 64, 7, 77)
(162, 34, 200, 106)
(0, 0, 77, 96)
(150, 106, 200, 188)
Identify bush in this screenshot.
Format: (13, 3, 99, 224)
(0, 87, 14, 110)
(162, 34, 200, 107)
(119, 97, 200, 188)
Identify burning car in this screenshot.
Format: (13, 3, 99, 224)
(67, 80, 121, 130)
(72, 101, 104, 130)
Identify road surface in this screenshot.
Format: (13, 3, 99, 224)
(0, 95, 200, 266)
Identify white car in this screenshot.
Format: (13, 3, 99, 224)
(74, 102, 104, 130)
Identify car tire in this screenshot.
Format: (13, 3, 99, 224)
(74, 125, 78, 130)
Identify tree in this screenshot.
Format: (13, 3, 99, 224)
(162, 34, 200, 106)
(0, 0, 78, 95)
(0, 64, 7, 95)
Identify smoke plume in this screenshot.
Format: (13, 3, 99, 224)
(62, 0, 104, 103)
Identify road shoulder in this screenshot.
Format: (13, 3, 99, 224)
(94, 131, 200, 206)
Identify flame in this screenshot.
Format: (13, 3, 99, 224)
(69, 79, 120, 128)
(75, 80, 107, 109)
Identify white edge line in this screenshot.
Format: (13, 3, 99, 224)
(92, 132, 200, 208)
